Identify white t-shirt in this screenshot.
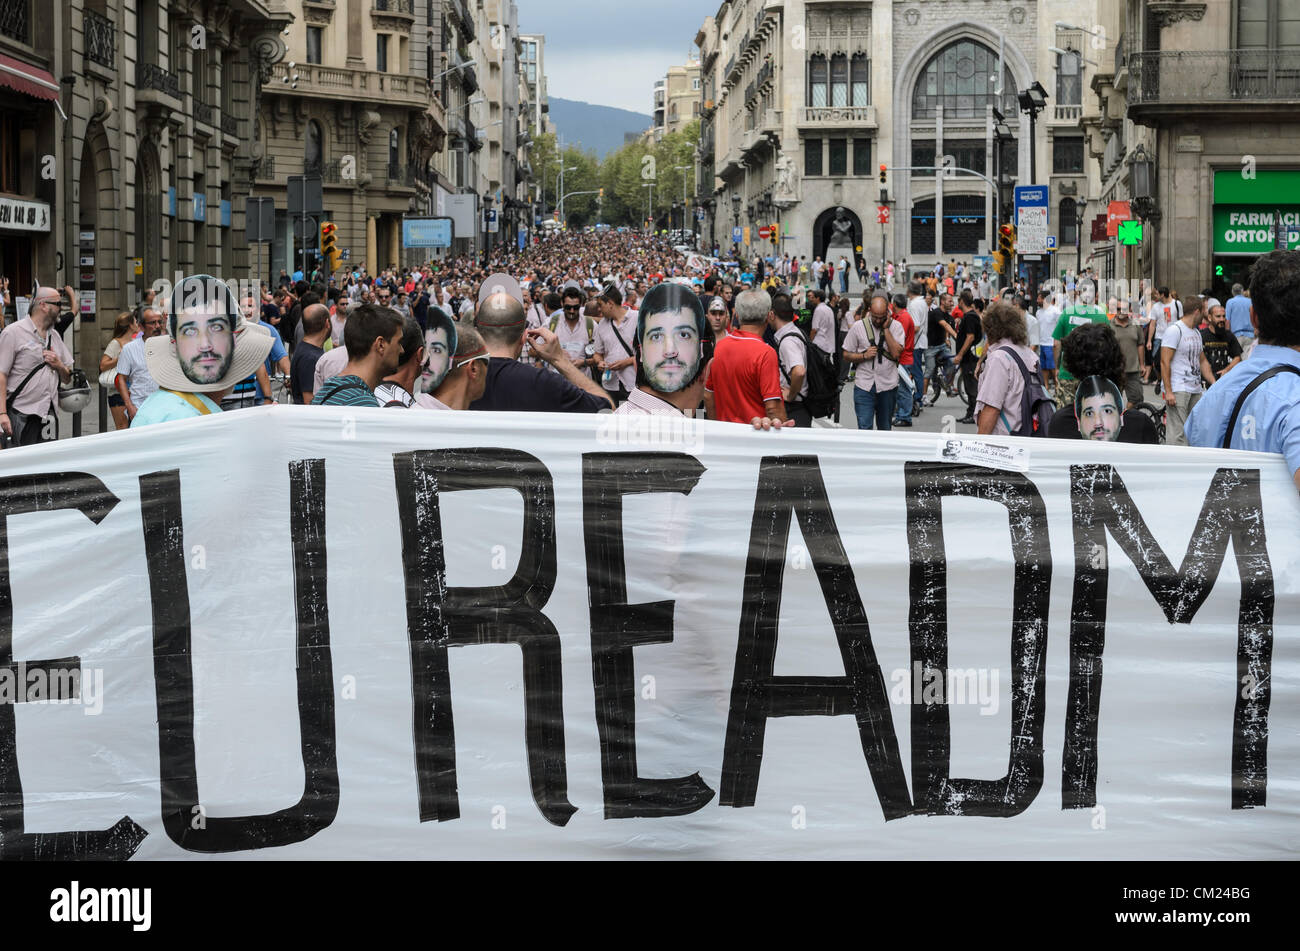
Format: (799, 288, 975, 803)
(810, 302, 836, 354)
(774, 323, 809, 400)
(908, 296, 929, 350)
(1162, 321, 1204, 393)
(1036, 305, 1060, 347)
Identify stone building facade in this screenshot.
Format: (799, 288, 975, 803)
(696, 0, 1102, 281)
(1, 0, 290, 372)
(1087, 0, 1300, 298)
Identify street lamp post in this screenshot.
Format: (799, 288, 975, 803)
(1074, 196, 1087, 281)
(558, 164, 577, 221)
(1017, 80, 1049, 300)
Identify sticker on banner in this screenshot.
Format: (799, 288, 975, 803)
(935, 437, 1030, 472)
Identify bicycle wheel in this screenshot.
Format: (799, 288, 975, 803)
(958, 365, 978, 407)
(1133, 401, 1166, 445)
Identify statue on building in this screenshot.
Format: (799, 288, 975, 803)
(773, 152, 800, 206)
(826, 206, 855, 251)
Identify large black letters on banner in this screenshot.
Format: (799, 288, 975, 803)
(582, 452, 715, 818)
(0, 473, 146, 860)
(393, 448, 575, 826)
(904, 463, 1051, 817)
(140, 462, 339, 852)
(720, 455, 911, 819)
(1064, 465, 1273, 810)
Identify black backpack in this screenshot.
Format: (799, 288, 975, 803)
(991, 346, 1055, 437)
(779, 325, 839, 418)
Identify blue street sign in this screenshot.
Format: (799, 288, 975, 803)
(1046, 234, 1057, 250)
(1013, 185, 1049, 210)
(731, 226, 742, 242)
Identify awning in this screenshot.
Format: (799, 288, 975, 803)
(0, 53, 60, 101)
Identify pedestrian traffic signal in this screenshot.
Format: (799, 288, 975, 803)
(879, 164, 888, 184)
(319, 221, 340, 272)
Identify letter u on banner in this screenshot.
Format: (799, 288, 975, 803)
(141, 461, 339, 853)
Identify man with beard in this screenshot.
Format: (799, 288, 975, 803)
(311, 304, 405, 406)
(130, 275, 274, 426)
(1201, 302, 1243, 382)
(616, 283, 712, 417)
(412, 308, 457, 396)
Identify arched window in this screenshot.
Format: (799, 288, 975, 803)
(808, 54, 828, 106)
(913, 39, 1017, 119)
(389, 128, 400, 172)
(1056, 49, 1082, 106)
(1060, 198, 1078, 245)
(851, 53, 870, 107)
(830, 53, 848, 106)
(304, 120, 323, 173)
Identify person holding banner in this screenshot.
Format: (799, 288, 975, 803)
(614, 283, 712, 417)
(131, 275, 274, 426)
(1047, 322, 1158, 443)
(1187, 248, 1300, 491)
(422, 324, 490, 410)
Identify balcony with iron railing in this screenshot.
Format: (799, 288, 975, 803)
(1127, 49, 1300, 112)
(451, 0, 474, 41)
(373, 0, 414, 12)
(0, 0, 29, 43)
(799, 105, 876, 128)
(136, 61, 181, 102)
(255, 155, 276, 180)
(303, 158, 355, 184)
(387, 163, 416, 188)
(722, 55, 736, 86)
(83, 9, 115, 70)
(193, 98, 215, 128)
(268, 61, 431, 108)
(755, 58, 773, 90)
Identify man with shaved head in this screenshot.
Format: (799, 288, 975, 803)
(291, 302, 330, 404)
(468, 291, 612, 412)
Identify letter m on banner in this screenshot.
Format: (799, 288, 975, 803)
(1063, 465, 1275, 811)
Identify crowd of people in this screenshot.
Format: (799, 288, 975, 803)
(3, 231, 1297, 492)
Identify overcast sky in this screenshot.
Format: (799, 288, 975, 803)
(520, 0, 707, 115)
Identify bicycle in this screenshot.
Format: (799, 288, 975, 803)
(268, 372, 293, 405)
(1132, 401, 1166, 444)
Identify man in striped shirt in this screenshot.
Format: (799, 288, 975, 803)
(312, 304, 405, 407)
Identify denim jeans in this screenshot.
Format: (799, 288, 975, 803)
(893, 366, 914, 421)
(853, 386, 896, 430)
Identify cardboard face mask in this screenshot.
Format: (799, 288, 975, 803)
(170, 276, 237, 386)
(418, 308, 457, 393)
(636, 283, 709, 394)
(1075, 375, 1125, 442)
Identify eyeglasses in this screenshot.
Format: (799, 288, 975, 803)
(454, 353, 491, 370)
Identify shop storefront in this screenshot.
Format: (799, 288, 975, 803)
(1212, 169, 1300, 299)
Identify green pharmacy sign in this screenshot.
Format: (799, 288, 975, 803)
(1213, 206, 1300, 254)
(1117, 220, 1143, 245)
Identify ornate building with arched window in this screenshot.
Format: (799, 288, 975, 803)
(695, 0, 1102, 281)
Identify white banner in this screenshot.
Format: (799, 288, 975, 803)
(2, 408, 1298, 859)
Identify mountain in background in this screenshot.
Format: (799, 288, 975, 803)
(547, 97, 652, 158)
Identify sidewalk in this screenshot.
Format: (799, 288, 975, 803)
(55, 382, 119, 438)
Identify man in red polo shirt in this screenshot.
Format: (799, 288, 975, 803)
(705, 288, 789, 425)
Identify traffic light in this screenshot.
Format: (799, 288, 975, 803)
(879, 163, 888, 185)
(998, 222, 1016, 260)
(598, 187, 604, 199)
(991, 250, 1007, 274)
(319, 221, 340, 273)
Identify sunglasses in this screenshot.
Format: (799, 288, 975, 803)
(563, 304, 580, 311)
(454, 353, 491, 370)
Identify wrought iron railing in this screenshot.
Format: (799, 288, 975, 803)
(193, 99, 215, 127)
(454, 0, 474, 41)
(387, 163, 416, 187)
(1128, 50, 1300, 105)
(304, 158, 353, 183)
(84, 9, 115, 69)
(373, 0, 414, 12)
(255, 155, 276, 180)
(0, 0, 29, 43)
(756, 59, 773, 89)
(136, 62, 180, 98)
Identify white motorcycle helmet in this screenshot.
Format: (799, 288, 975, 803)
(58, 369, 91, 413)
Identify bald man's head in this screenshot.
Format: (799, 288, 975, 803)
(301, 303, 329, 336)
(474, 292, 527, 347)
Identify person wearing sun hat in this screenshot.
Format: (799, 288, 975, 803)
(130, 274, 274, 427)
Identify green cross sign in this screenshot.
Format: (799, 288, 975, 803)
(1117, 220, 1143, 245)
